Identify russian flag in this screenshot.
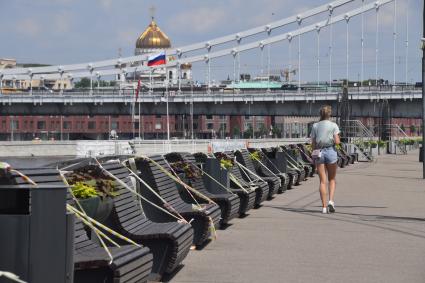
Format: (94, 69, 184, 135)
(147, 51, 166, 67)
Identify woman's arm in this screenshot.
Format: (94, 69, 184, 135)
(334, 133, 340, 145)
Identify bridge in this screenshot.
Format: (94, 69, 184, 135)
(0, 0, 420, 123)
(0, 89, 421, 117)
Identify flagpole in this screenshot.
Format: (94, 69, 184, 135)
(161, 51, 170, 142)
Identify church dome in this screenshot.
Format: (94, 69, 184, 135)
(136, 19, 171, 50)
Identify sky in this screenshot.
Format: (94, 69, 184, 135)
(0, 0, 423, 83)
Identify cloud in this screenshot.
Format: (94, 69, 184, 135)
(97, 0, 113, 10)
(16, 19, 42, 37)
(117, 29, 140, 46)
(53, 12, 72, 33)
(167, 6, 228, 33)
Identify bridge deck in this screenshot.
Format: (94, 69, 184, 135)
(170, 150, 425, 283)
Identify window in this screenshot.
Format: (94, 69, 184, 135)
(111, 121, 119, 130)
(193, 123, 198, 130)
(156, 115, 162, 119)
(206, 115, 213, 120)
(155, 123, 162, 130)
(63, 121, 71, 129)
(11, 121, 19, 130)
(30, 121, 34, 129)
(37, 121, 46, 130)
(245, 115, 250, 120)
(207, 123, 214, 130)
(88, 121, 96, 129)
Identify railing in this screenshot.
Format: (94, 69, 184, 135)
(1, 86, 421, 97)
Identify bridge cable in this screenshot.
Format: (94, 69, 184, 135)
(267, 30, 271, 90)
(346, 14, 350, 87)
(393, 0, 397, 91)
(375, 4, 380, 96)
(405, 0, 409, 95)
(316, 26, 321, 88)
(329, 8, 333, 90)
(361, 0, 365, 89)
(298, 19, 302, 93)
(237, 39, 241, 83)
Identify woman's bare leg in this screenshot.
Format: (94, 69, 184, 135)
(316, 163, 327, 208)
(326, 162, 338, 202)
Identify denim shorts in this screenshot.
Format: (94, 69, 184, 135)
(315, 146, 338, 164)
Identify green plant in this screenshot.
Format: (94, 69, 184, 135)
(71, 182, 98, 199)
(377, 140, 386, 148)
(66, 165, 119, 199)
(220, 159, 234, 170)
(370, 141, 378, 148)
(249, 151, 261, 161)
(170, 161, 201, 180)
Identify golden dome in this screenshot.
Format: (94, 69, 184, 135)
(136, 19, 171, 50)
(180, 63, 192, 70)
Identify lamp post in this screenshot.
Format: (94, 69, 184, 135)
(28, 68, 33, 95)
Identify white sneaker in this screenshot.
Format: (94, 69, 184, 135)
(322, 207, 328, 214)
(328, 200, 335, 213)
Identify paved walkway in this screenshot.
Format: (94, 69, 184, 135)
(170, 151, 425, 283)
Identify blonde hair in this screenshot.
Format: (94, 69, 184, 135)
(319, 105, 332, 121)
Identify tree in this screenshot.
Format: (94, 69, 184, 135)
(256, 124, 268, 138)
(272, 126, 282, 138)
(400, 124, 405, 132)
(232, 126, 241, 138)
(243, 125, 253, 139)
(410, 125, 417, 136)
(74, 77, 91, 88)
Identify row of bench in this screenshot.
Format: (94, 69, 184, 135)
(1, 143, 356, 282)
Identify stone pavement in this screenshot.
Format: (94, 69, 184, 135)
(169, 151, 425, 283)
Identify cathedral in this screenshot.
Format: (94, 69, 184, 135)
(130, 16, 192, 87)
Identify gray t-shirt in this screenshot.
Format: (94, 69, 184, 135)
(311, 120, 340, 148)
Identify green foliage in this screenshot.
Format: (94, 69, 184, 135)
(232, 126, 241, 138)
(272, 126, 282, 138)
(71, 182, 98, 199)
(66, 165, 119, 199)
(74, 77, 91, 88)
(410, 125, 417, 134)
(243, 125, 253, 139)
(400, 124, 406, 132)
(305, 144, 312, 153)
(370, 141, 378, 148)
(249, 151, 261, 161)
(170, 161, 201, 180)
(220, 159, 234, 170)
(377, 140, 386, 148)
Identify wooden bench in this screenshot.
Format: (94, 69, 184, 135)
(193, 152, 257, 216)
(129, 155, 221, 248)
(280, 146, 306, 184)
(216, 152, 269, 207)
(234, 149, 281, 198)
(9, 167, 154, 283)
(250, 147, 290, 193)
(164, 152, 240, 227)
(63, 159, 194, 280)
(296, 143, 316, 177)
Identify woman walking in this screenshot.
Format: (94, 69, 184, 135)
(311, 105, 340, 214)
